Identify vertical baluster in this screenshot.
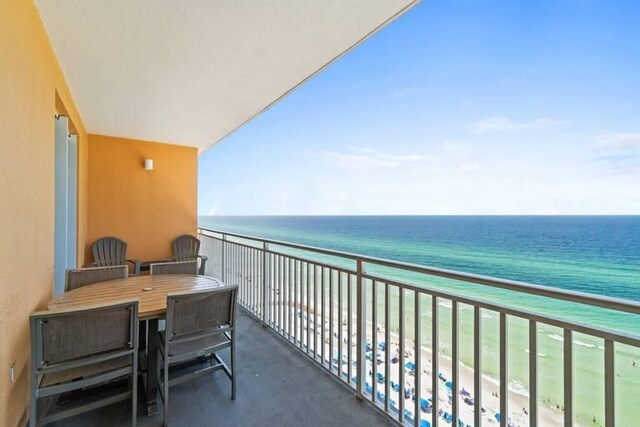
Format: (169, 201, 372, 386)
(564, 329, 573, 426)
(279, 255, 283, 333)
(452, 301, 459, 426)
(253, 248, 257, 313)
(604, 339, 615, 427)
(500, 313, 508, 427)
(356, 260, 366, 399)
(306, 262, 311, 354)
(285, 257, 292, 340)
(432, 296, 439, 427)
(529, 320, 537, 426)
(221, 235, 226, 282)
(348, 273, 353, 384)
(263, 245, 269, 326)
(414, 291, 421, 427)
(321, 267, 326, 366)
(474, 306, 482, 427)
(399, 286, 405, 421)
(338, 271, 343, 379)
(313, 264, 318, 359)
(330, 269, 334, 372)
(372, 280, 378, 402)
(299, 261, 304, 348)
(385, 283, 390, 413)
(294, 260, 299, 345)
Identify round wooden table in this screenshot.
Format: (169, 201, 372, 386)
(48, 274, 225, 415)
(48, 274, 224, 319)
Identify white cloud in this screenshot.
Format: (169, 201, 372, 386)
(317, 146, 429, 169)
(470, 116, 561, 134)
(593, 132, 640, 149)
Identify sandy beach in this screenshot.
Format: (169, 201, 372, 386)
(292, 307, 568, 427)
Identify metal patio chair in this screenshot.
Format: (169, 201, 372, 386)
(90, 236, 142, 275)
(158, 286, 238, 426)
(65, 265, 128, 292)
(150, 260, 198, 276)
(170, 234, 208, 275)
(29, 300, 139, 426)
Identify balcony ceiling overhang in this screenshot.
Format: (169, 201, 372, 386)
(35, 0, 418, 153)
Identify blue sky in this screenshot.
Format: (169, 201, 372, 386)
(199, 0, 640, 215)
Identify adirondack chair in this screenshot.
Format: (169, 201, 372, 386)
(90, 236, 142, 275)
(170, 234, 207, 275)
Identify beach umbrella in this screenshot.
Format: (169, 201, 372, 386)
(420, 420, 431, 427)
(420, 398, 431, 410)
(495, 413, 501, 422)
(405, 361, 416, 371)
(445, 381, 453, 389)
(378, 341, 386, 351)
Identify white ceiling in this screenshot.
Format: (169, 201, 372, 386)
(35, 0, 418, 153)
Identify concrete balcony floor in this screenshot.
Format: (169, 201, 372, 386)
(51, 310, 391, 427)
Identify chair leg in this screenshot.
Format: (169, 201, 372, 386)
(132, 370, 138, 426)
(29, 388, 37, 427)
(231, 332, 236, 400)
(163, 358, 170, 427)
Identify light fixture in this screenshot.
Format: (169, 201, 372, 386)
(144, 159, 154, 171)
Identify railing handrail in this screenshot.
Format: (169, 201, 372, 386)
(198, 226, 640, 316)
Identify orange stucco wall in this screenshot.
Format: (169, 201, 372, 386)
(0, 0, 88, 425)
(87, 135, 198, 263)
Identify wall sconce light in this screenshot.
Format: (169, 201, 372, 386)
(144, 159, 154, 171)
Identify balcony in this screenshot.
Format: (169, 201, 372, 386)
(189, 228, 640, 427)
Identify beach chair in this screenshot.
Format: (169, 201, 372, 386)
(65, 265, 128, 292)
(158, 286, 237, 426)
(91, 236, 141, 275)
(29, 300, 139, 426)
(170, 234, 208, 275)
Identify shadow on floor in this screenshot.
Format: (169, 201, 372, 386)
(50, 310, 392, 427)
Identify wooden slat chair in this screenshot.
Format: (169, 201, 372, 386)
(171, 234, 208, 275)
(29, 300, 139, 427)
(65, 265, 128, 292)
(91, 237, 142, 276)
(158, 286, 238, 427)
(150, 260, 198, 276)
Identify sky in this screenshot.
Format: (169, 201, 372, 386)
(198, 0, 640, 216)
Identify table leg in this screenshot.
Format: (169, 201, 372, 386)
(145, 318, 159, 416)
(139, 320, 147, 352)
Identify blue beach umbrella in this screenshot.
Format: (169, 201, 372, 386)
(405, 361, 416, 371)
(420, 420, 431, 427)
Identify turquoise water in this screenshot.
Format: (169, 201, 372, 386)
(199, 216, 640, 425)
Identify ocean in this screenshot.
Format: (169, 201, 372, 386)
(198, 215, 640, 426)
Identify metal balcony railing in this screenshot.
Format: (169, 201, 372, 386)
(197, 227, 640, 427)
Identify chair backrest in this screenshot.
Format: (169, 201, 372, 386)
(150, 260, 198, 276)
(65, 265, 128, 292)
(30, 300, 138, 370)
(166, 286, 238, 340)
(172, 234, 201, 261)
(92, 237, 128, 267)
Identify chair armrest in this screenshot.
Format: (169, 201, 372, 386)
(127, 259, 142, 276)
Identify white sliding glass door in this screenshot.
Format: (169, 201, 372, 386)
(54, 115, 77, 296)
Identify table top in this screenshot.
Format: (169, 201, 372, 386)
(48, 274, 225, 319)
